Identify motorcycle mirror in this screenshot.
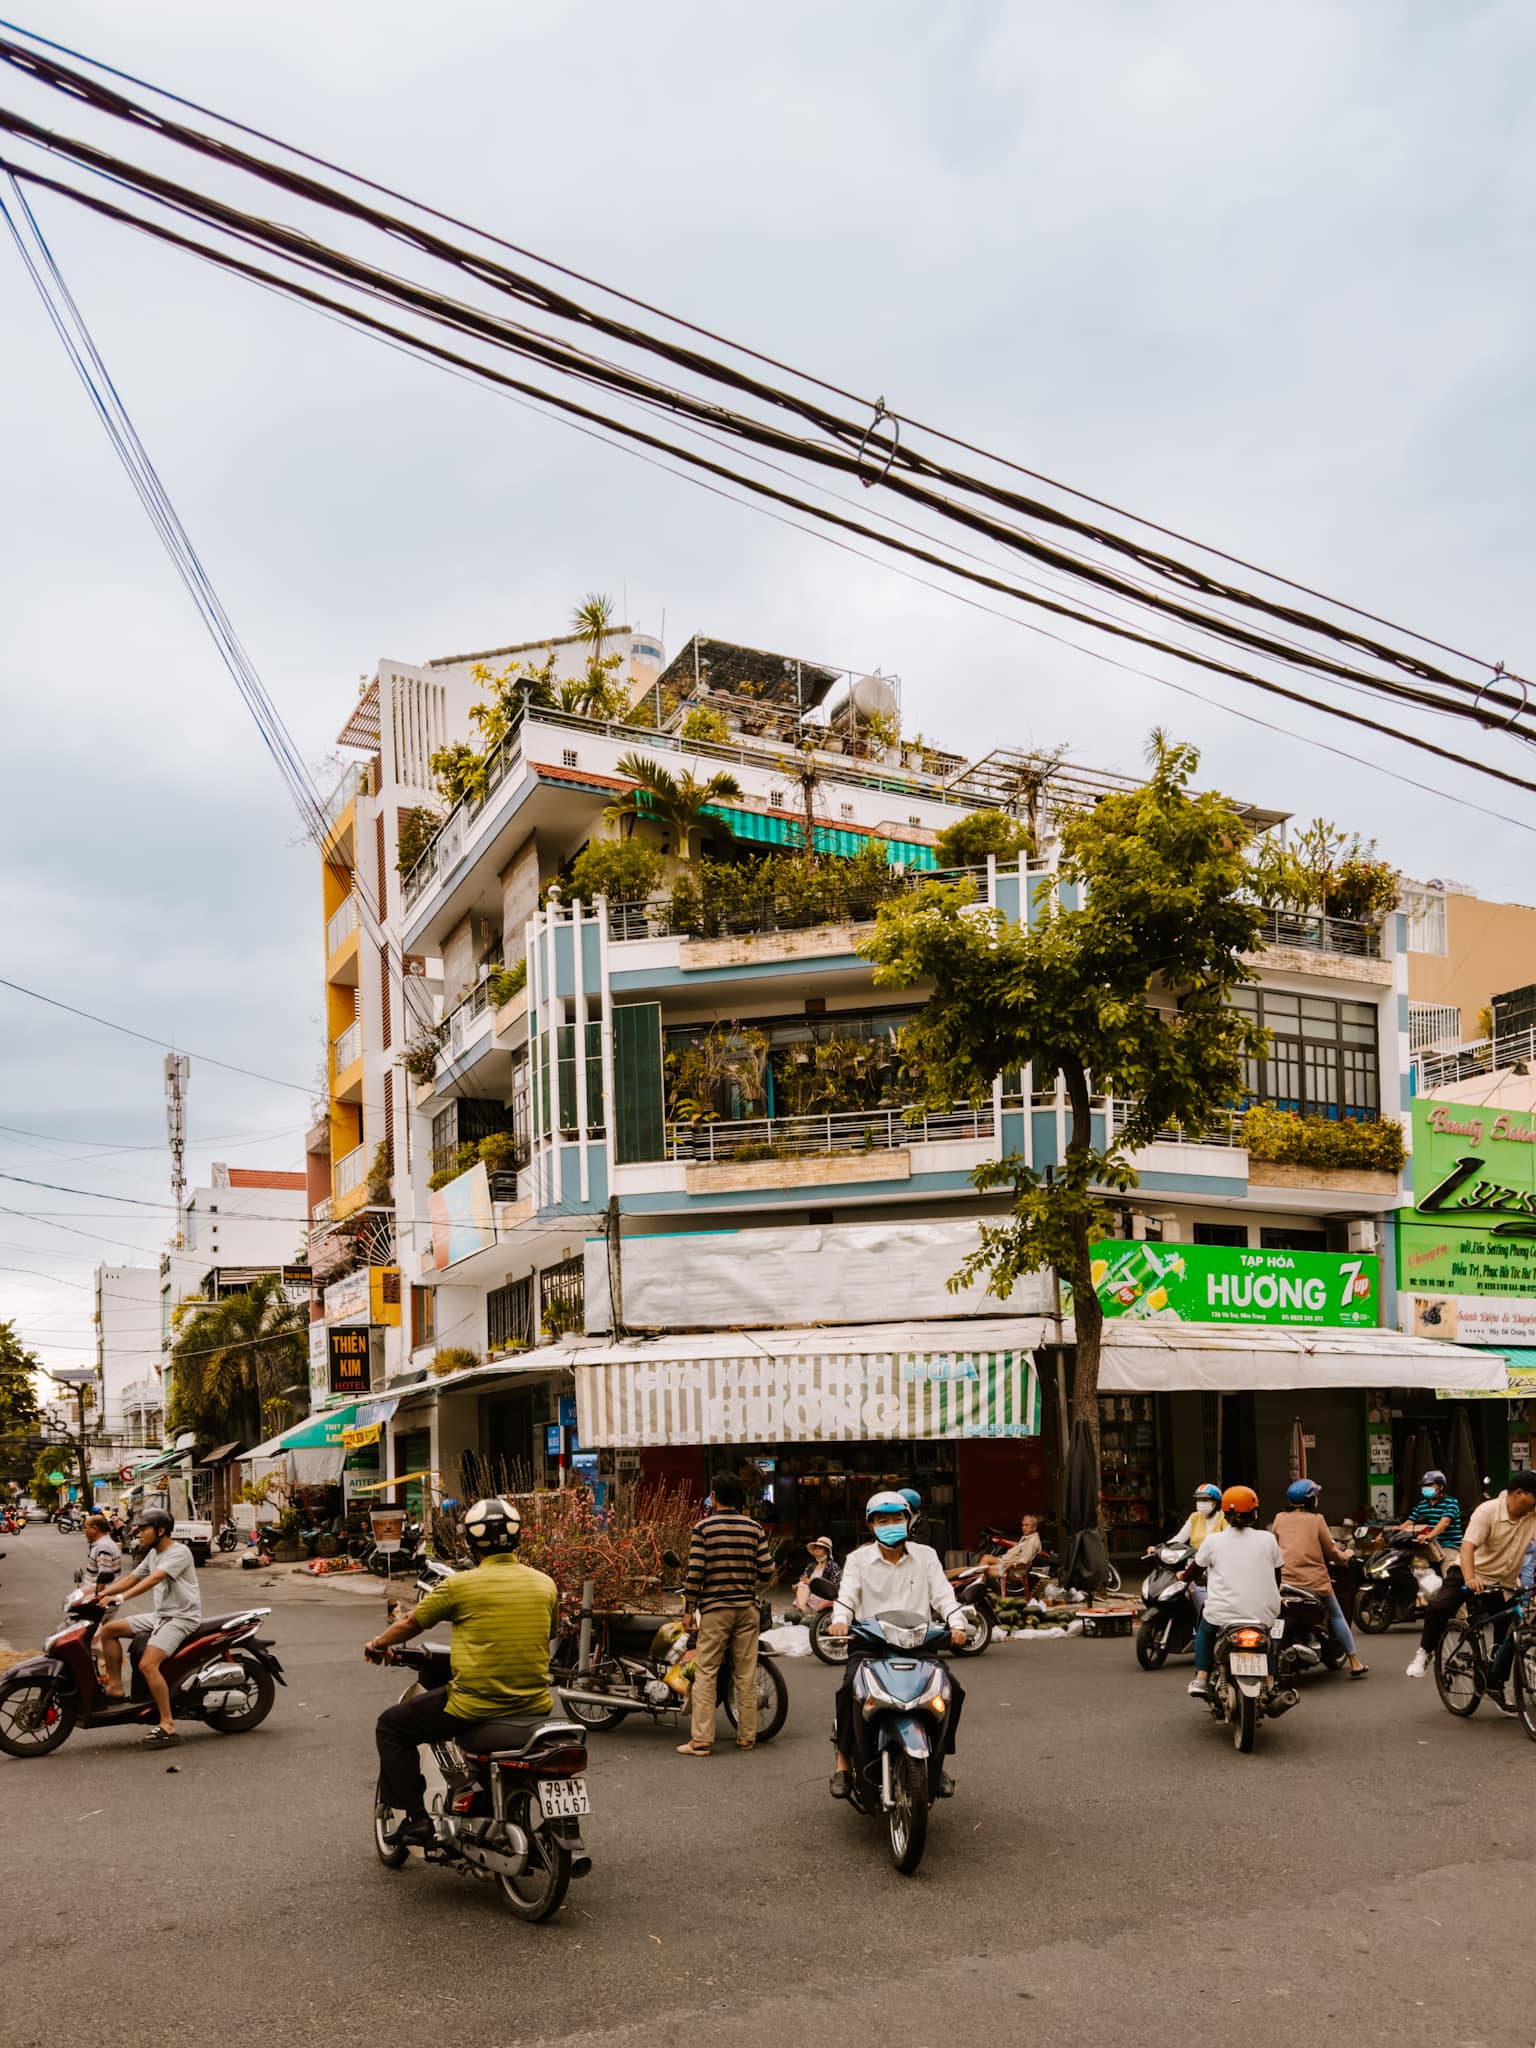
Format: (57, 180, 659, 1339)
(808, 1576, 839, 1601)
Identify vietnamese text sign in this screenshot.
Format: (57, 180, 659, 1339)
(1086, 1241, 1379, 1327)
(308, 1323, 329, 1406)
(1399, 1098, 1536, 1294)
(1409, 1296, 1536, 1346)
(328, 1326, 370, 1398)
(324, 1268, 370, 1324)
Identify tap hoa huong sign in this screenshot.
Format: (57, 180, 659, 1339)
(1085, 1241, 1379, 1328)
(1398, 1097, 1536, 1294)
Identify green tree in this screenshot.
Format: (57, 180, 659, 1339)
(571, 591, 616, 655)
(0, 1318, 42, 1457)
(605, 755, 742, 862)
(862, 733, 1265, 1476)
(168, 1275, 309, 1450)
(568, 837, 666, 904)
(933, 808, 1034, 869)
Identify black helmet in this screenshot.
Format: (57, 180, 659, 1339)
(134, 1508, 174, 1548)
(462, 1497, 521, 1558)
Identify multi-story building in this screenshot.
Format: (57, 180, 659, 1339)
(364, 629, 1496, 1552)
(1403, 877, 1536, 1057)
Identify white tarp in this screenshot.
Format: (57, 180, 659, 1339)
(572, 1317, 1046, 1447)
(584, 1220, 1050, 1334)
(1093, 1319, 1508, 1394)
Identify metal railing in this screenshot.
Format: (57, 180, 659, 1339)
(333, 1019, 361, 1070)
(1108, 1099, 1247, 1148)
(606, 865, 987, 942)
(1416, 1025, 1536, 1091)
(311, 1195, 334, 1227)
(334, 1143, 367, 1197)
(441, 979, 493, 1062)
(1250, 907, 1382, 959)
(667, 1102, 994, 1163)
(326, 892, 358, 955)
(321, 761, 368, 832)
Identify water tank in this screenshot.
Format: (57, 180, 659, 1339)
(822, 671, 899, 728)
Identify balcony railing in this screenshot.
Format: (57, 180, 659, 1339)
(326, 892, 358, 955)
(1416, 1025, 1536, 1092)
(333, 1019, 362, 1070)
(1250, 907, 1382, 959)
(666, 1102, 994, 1163)
(607, 865, 988, 943)
(334, 1144, 367, 1197)
(440, 979, 493, 1063)
(321, 761, 368, 832)
(1107, 1099, 1247, 1148)
(311, 1195, 334, 1227)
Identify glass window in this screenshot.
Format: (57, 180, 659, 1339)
(1260, 1227, 1328, 1252)
(488, 1278, 533, 1353)
(1194, 1221, 1248, 1247)
(1236, 988, 1380, 1123)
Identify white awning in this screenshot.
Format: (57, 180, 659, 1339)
(573, 1317, 1046, 1447)
(1093, 1320, 1508, 1394)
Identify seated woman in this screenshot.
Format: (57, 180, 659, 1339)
(793, 1535, 840, 1612)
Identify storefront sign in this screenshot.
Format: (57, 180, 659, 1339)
(1408, 1296, 1536, 1345)
(576, 1348, 1040, 1447)
(1399, 1098, 1536, 1292)
(1086, 1242, 1379, 1328)
(368, 1264, 402, 1328)
(308, 1323, 329, 1407)
(341, 1421, 382, 1450)
(369, 1506, 406, 1554)
(328, 1327, 370, 1398)
(428, 1161, 495, 1270)
(324, 1268, 370, 1324)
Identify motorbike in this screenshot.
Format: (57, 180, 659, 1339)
(0, 1592, 285, 1757)
(552, 1597, 788, 1741)
(1136, 1541, 1199, 1668)
(1353, 1528, 1442, 1633)
(367, 1520, 427, 1577)
(216, 1516, 240, 1553)
(832, 1604, 958, 1874)
(52, 1510, 80, 1533)
(369, 1639, 593, 1921)
(1200, 1618, 1298, 1753)
(1273, 1580, 1350, 1678)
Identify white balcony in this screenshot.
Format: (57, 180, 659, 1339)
(334, 1144, 367, 1197)
(326, 893, 358, 955)
(333, 1019, 362, 1070)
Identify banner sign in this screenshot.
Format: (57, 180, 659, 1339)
(328, 1326, 370, 1398)
(1409, 1296, 1536, 1346)
(308, 1323, 329, 1407)
(324, 1268, 370, 1324)
(1085, 1241, 1379, 1328)
(429, 1161, 495, 1270)
(1399, 1098, 1536, 1293)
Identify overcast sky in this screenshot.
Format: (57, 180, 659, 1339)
(3, 2, 1534, 1370)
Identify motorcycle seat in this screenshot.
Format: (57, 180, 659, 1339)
(456, 1714, 585, 1758)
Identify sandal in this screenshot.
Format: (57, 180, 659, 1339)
(1349, 1665, 1371, 1680)
(736, 1739, 756, 1752)
(142, 1728, 180, 1748)
(675, 1740, 713, 1756)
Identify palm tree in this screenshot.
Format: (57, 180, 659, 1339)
(571, 592, 616, 655)
(606, 754, 743, 862)
(167, 1273, 309, 1450)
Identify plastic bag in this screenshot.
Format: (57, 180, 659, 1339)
(760, 1624, 813, 1657)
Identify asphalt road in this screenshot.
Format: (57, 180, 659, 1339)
(3, 1524, 1531, 2048)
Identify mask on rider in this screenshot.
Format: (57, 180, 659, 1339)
(1421, 1484, 1440, 1498)
(1199, 1501, 1220, 1518)
(871, 1521, 907, 1548)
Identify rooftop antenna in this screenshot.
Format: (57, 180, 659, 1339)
(165, 1052, 189, 1248)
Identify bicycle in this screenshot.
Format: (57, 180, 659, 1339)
(1512, 1598, 1536, 1743)
(1433, 1588, 1529, 1719)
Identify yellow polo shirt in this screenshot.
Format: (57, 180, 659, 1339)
(1462, 1492, 1536, 1589)
(412, 1553, 559, 1722)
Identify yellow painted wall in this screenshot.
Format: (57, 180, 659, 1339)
(1409, 893, 1536, 1036)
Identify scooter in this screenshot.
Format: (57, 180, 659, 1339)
(1200, 1618, 1298, 1753)
(0, 1592, 285, 1757)
(1274, 1580, 1349, 1678)
(368, 1639, 593, 1922)
(551, 1597, 789, 1742)
(828, 1601, 958, 1874)
(1136, 1541, 1199, 1668)
(1354, 1529, 1442, 1633)
(216, 1516, 240, 1553)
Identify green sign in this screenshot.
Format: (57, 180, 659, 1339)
(1084, 1240, 1380, 1327)
(47, 1469, 66, 1484)
(1398, 1097, 1536, 1294)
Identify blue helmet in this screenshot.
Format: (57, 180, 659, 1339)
(898, 1488, 922, 1516)
(1422, 1470, 1447, 1489)
(1193, 1483, 1222, 1505)
(1286, 1479, 1322, 1507)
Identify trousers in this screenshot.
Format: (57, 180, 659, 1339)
(691, 1603, 761, 1747)
(375, 1686, 541, 1813)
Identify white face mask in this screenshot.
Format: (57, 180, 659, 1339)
(1198, 1501, 1220, 1519)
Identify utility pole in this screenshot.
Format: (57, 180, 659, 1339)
(43, 1368, 97, 1508)
(165, 1053, 190, 1247)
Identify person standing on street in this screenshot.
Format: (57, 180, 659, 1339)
(1407, 1471, 1536, 1681)
(677, 1473, 774, 1758)
(93, 1508, 203, 1747)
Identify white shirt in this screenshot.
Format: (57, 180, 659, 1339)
(833, 1540, 966, 1631)
(1196, 1526, 1283, 1627)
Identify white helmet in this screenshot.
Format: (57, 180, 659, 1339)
(865, 1490, 912, 1526)
(462, 1496, 521, 1557)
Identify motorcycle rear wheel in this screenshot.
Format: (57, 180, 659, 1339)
(373, 1776, 409, 1868)
(887, 1753, 929, 1874)
(496, 1792, 572, 1921)
(1513, 1632, 1536, 1743)
(1232, 1689, 1258, 1753)
(810, 1608, 849, 1665)
(951, 1606, 993, 1657)
(203, 1652, 276, 1734)
(1320, 1636, 1349, 1671)
(1353, 1586, 1393, 1634)
(1135, 1615, 1170, 1671)
(721, 1656, 788, 1743)
(0, 1676, 78, 1758)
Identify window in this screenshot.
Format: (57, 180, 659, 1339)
(1229, 987, 1380, 1121)
(908, 815, 922, 828)
(768, 788, 785, 809)
(562, 748, 579, 769)
(1402, 886, 1448, 956)
(839, 802, 855, 820)
(1194, 1221, 1248, 1247)
(487, 1276, 533, 1353)
(539, 1257, 585, 1338)
(410, 1285, 436, 1349)
(1260, 1227, 1328, 1253)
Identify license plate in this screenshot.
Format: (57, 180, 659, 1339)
(535, 1777, 590, 1821)
(1230, 1652, 1268, 1677)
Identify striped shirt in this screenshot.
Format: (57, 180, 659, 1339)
(684, 1510, 773, 1613)
(1407, 1495, 1463, 1548)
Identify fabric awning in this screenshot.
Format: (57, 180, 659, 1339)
(198, 1441, 243, 1466)
(573, 1318, 1044, 1447)
(245, 1404, 363, 1458)
(702, 802, 939, 870)
(1092, 1320, 1508, 1393)
(126, 1448, 184, 1482)
(1437, 1347, 1536, 1400)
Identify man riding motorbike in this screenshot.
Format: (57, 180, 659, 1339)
(94, 1507, 203, 1747)
(1185, 1485, 1292, 1706)
(365, 1497, 559, 1846)
(828, 1491, 968, 1801)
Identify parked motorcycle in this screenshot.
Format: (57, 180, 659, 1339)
(1136, 1541, 1199, 1668)
(1199, 1618, 1297, 1753)
(367, 1520, 427, 1577)
(369, 1639, 593, 1921)
(0, 1592, 284, 1757)
(831, 1603, 958, 1874)
(552, 1599, 788, 1741)
(216, 1516, 240, 1553)
(1353, 1528, 1442, 1633)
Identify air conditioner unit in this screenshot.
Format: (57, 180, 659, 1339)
(1347, 1220, 1381, 1255)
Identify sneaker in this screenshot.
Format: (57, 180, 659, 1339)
(1405, 1649, 1430, 1678)
(1187, 1674, 1210, 1698)
(936, 1771, 957, 1799)
(829, 1769, 852, 1800)
(401, 1815, 436, 1847)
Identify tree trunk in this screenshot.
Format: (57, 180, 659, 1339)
(1062, 1057, 1103, 1489)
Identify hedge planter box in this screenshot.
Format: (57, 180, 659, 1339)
(1247, 1159, 1399, 1196)
(683, 1150, 913, 1195)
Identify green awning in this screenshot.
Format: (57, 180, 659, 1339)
(245, 1403, 362, 1457)
(126, 1448, 184, 1483)
(703, 804, 938, 869)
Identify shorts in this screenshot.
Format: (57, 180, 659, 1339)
(128, 1613, 201, 1656)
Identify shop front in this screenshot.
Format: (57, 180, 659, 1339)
(573, 1318, 1045, 1561)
